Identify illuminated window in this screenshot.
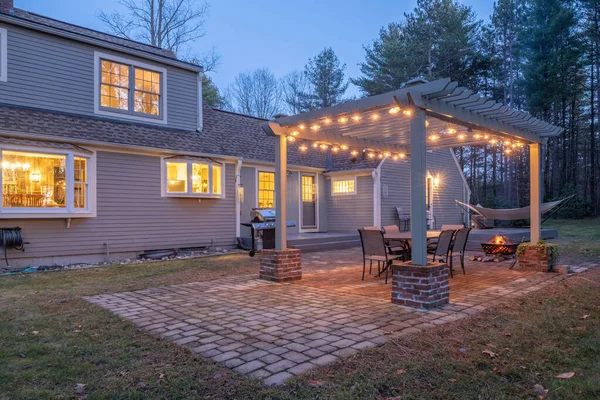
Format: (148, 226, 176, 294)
(0, 149, 93, 214)
(302, 175, 314, 202)
(97, 54, 164, 119)
(331, 178, 356, 195)
(163, 159, 223, 197)
(258, 171, 275, 208)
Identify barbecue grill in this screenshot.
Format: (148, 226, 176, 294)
(241, 208, 295, 257)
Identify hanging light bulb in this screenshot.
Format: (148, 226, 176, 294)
(324, 118, 332, 124)
(350, 150, 359, 156)
(291, 131, 299, 136)
(458, 134, 466, 140)
(389, 106, 400, 114)
(299, 124, 306, 130)
(338, 116, 348, 123)
(473, 133, 482, 140)
(384, 151, 391, 157)
(287, 135, 296, 142)
(392, 155, 399, 161)
(504, 148, 512, 155)
(371, 113, 379, 120)
(399, 153, 406, 158)
(299, 144, 308, 152)
(402, 109, 412, 116)
(447, 128, 457, 134)
(320, 144, 328, 150)
(352, 115, 361, 122)
(429, 135, 439, 141)
(332, 146, 340, 153)
(425, 120, 430, 127)
(378, 153, 384, 159)
(312, 142, 319, 148)
(311, 124, 320, 131)
(368, 152, 375, 158)
(484, 134, 490, 140)
(490, 139, 498, 145)
(340, 144, 348, 151)
(504, 140, 511, 146)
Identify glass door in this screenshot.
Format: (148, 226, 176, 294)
(301, 174, 317, 229)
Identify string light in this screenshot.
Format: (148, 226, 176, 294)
(324, 118, 332, 124)
(338, 116, 348, 123)
(371, 113, 380, 120)
(384, 151, 391, 157)
(425, 120, 430, 127)
(504, 148, 512, 155)
(368, 152, 375, 158)
(299, 144, 308, 152)
(299, 124, 306, 130)
(429, 135, 439, 141)
(392, 155, 399, 161)
(473, 133, 482, 140)
(504, 140, 511, 146)
(490, 139, 498, 144)
(312, 143, 319, 148)
(402, 109, 412, 116)
(311, 124, 320, 131)
(287, 135, 295, 142)
(340, 144, 348, 150)
(458, 134, 466, 140)
(484, 134, 489, 139)
(389, 106, 400, 114)
(378, 153, 384, 159)
(351, 150, 359, 156)
(399, 153, 406, 158)
(352, 115, 361, 122)
(332, 146, 340, 153)
(291, 131, 299, 136)
(447, 128, 457, 134)
(320, 144, 328, 150)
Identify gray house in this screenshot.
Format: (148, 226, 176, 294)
(0, 1, 470, 268)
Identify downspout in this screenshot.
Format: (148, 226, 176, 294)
(373, 157, 386, 227)
(196, 72, 204, 132)
(235, 159, 242, 238)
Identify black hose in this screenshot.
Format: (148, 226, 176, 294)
(1, 227, 25, 267)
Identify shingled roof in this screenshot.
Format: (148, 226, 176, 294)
(0, 104, 328, 169)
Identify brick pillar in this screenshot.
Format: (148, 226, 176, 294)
(517, 246, 554, 272)
(260, 248, 301, 282)
(391, 262, 449, 309)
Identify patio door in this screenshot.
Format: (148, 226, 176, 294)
(301, 174, 318, 230)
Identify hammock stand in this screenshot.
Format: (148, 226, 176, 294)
(455, 195, 575, 229)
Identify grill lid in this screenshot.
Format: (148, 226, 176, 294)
(250, 208, 276, 222)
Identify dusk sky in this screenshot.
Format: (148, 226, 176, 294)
(18, 0, 495, 96)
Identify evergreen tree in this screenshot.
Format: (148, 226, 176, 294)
(302, 47, 349, 109)
(353, 0, 482, 95)
(202, 75, 225, 108)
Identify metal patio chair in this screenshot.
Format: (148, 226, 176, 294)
(382, 225, 410, 262)
(428, 229, 456, 275)
(358, 228, 404, 284)
(449, 227, 471, 276)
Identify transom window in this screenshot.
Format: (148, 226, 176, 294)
(0, 148, 94, 216)
(96, 53, 165, 120)
(332, 178, 356, 195)
(258, 171, 275, 208)
(163, 159, 223, 198)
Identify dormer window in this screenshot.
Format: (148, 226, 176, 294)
(94, 52, 167, 123)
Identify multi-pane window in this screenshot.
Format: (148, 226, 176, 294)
(301, 176, 314, 202)
(332, 178, 356, 195)
(164, 159, 223, 197)
(99, 58, 162, 117)
(258, 172, 275, 208)
(0, 149, 92, 213)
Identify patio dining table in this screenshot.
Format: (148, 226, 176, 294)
(384, 230, 441, 241)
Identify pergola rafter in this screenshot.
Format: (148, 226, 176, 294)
(262, 78, 562, 267)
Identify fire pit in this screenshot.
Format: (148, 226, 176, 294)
(481, 235, 520, 256)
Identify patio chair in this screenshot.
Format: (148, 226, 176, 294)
(358, 228, 404, 284)
(382, 225, 410, 261)
(449, 227, 471, 276)
(427, 224, 464, 252)
(428, 229, 456, 274)
(396, 207, 410, 231)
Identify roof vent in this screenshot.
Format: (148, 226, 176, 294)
(0, 0, 13, 14)
(406, 77, 429, 87)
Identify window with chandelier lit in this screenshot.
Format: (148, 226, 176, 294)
(163, 158, 223, 198)
(0, 148, 95, 217)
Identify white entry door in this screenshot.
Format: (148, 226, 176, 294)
(301, 174, 318, 230)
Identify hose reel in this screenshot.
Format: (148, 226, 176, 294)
(1, 227, 25, 267)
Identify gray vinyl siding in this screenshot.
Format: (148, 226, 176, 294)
(286, 172, 300, 233)
(326, 175, 374, 231)
(4, 151, 235, 264)
(379, 150, 468, 228)
(426, 149, 468, 227)
(0, 24, 197, 130)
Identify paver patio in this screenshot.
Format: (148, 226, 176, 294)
(85, 249, 596, 386)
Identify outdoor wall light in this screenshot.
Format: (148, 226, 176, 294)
(433, 176, 440, 187)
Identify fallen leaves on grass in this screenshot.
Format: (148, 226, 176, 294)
(482, 350, 497, 358)
(307, 380, 324, 388)
(580, 314, 590, 319)
(554, 372, 575, 379)
(534, 383, 548, 399)
(396, 369, 406, 375)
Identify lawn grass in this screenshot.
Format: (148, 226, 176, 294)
(1, 232, 599, 399)
(545, 217, 600, 263)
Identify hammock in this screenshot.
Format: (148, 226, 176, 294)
(454, 195, 575, 221)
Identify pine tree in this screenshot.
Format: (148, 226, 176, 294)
(302, 47, 349, 110)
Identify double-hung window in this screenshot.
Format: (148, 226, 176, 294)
(95, 52, 166, 122)
(258, 171, 275, 208)
(0, 146, 96, 217)
(163, 158, 223, 198)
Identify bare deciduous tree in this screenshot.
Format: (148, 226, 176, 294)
(99, 0, 209, 57)
(281, 70, 309, 115)
(224, 68, 282, 119)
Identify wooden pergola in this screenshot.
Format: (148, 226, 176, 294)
(262, 78, 562, 267)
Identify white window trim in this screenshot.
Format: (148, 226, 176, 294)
(299, 172, 320, 233)
(256, 168, 275, 208)
(94, 51, 168, 124)
(161, 157, 225, 198)
(331, 176, 357, 196)
(0, 145, 97, 219)
(0, 27, 7, 83)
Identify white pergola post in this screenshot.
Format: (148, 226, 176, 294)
(410, 108, 428, 265)
(529, 143, 541, 243)
(275, 134, 287, 250)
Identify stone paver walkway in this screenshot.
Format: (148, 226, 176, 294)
(85, 249, 596, 386)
